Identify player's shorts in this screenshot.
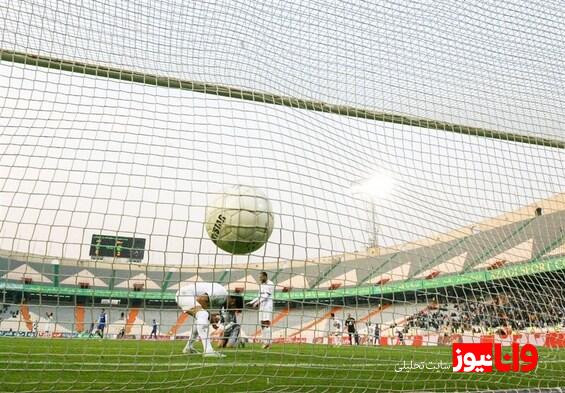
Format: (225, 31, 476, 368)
(259, 310, 273, 322)
(176, 291, 202, 312)
(258, 300, 273, 322)
(97, 323, 105, 330)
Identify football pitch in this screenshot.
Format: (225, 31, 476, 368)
(0, 339, 564, 392)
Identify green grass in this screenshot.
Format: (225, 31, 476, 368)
(0, 338, 564, 392)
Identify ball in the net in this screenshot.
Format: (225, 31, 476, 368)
(205, 185, 274, 255)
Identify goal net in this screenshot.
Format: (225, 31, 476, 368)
(1, 0, 564, 392)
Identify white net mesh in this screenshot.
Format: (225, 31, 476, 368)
(1, 1, 564, 392)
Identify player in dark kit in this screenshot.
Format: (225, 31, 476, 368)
(397, 330, 405, 345)
(218, 306, 243, 348)
(150, 319, 158, 339)
(345, 314, 359, 345)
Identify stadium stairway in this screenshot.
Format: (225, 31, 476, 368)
(289, 306, 343, 338)
(252, 307, 290, 338)
(124, 308, 139, 334)
(358, 304, 391, 323)
(168, 312, 189, 336)
(19, 304, 33, 331)
(75, 305, 85, 332)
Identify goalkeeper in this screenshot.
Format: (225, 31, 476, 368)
(176, 282, 243, 357)
(218, 306, 243, 348)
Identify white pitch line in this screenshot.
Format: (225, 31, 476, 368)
(0, 360, 393, 369)
(1, 359, 563, 369)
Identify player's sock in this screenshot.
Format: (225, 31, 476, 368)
(263, 326, 272, 345)
(195, 310, 214, 354)
(188, 324, 199, 348)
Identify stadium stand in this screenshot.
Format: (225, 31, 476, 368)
(0, 194, 564, 345)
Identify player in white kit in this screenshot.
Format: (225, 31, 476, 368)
(328, 313, 342, 346)
(176, 282, 243, 357)
(247, 272, 275, 349)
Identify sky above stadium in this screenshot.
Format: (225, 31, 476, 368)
(0, 0, 564, 266)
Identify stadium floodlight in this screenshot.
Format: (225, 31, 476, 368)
(351, 171, 394, 249)
(351, 171, 395, 201)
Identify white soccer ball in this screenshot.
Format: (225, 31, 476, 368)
(205, 185, 275, 255)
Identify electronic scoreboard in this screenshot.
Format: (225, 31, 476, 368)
(89, 234, 146, 262)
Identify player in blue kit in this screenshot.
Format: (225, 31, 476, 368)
(95, 309, 107, 338)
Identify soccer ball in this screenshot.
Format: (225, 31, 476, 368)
(205, 185, 275, 255)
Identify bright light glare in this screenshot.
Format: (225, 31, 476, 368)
(351, 172, 395, 199)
